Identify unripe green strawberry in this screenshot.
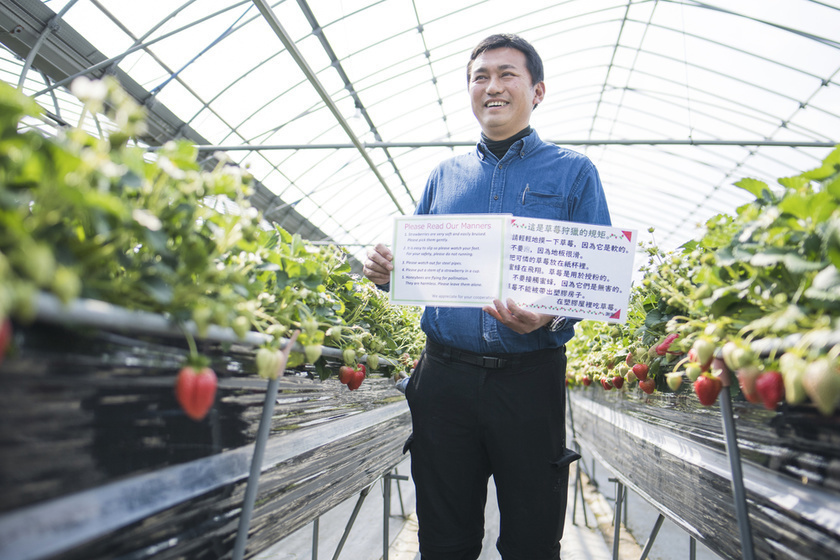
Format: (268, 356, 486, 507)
(304, 344, 322, 364)
(232, 315, 250, 339)
(685, 363, 702, 382)
(23, 243, 56, 288)
(52, 266, 81, 304)
(802, 358, 840, 416)
(666, 372, 683, 391)
(367, 353, 379, 371)
(192, 306, 213, 339)
(691, 338, 715, 370)
(722, 341, 754, 371)
(342, 348, 356, 366)
(256, 347, 280, 379)
(779, 352, 807, 405)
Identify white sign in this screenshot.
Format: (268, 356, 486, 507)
(390, 214, 637, 323)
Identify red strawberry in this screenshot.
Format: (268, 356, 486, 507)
(0, 318, 12, 366)
(347, 367, 365, 391)
(581, 375, 592, 387)
(625, 352, 636, 367)
(175, 366, 217, 421)
(338, 365, 355, 384)
(736, 365, 762, 404)
(656, 333, 680, 356)
(632, 363, 649, 381)
(601, 378, 613, 391)
(755, 371, 785, 411)
(694, 374, 722, 406)
(639, 377, 655, 395)
(611, 375, 624, 389)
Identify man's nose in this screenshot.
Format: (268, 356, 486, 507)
(486, 74, 503, 93)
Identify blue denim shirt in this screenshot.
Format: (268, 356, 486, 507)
(414, 129, 612, 354)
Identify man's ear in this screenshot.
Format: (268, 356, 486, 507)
(533, 81, 546, 109)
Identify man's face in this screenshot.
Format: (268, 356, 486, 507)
(468, 47, 545, 141)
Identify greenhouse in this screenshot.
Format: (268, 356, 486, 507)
(0, 1, 838, 559)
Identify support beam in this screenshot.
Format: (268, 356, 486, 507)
(185, 139, 838, 151)
(250, 0, 405, 215)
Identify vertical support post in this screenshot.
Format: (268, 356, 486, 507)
(715, 359, 756, 560)
(690, 536, 697, 560)
(312, 518, 319, 560)
(638, 513, 665, 560)
(383, 475, 391, 560)
(383, 472, 410, 560)
(232, 376, 281, 560)
(612, 481, 624, 560)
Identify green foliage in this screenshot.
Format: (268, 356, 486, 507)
(0, 78, 424, 378)
(567, 144, 840, 412)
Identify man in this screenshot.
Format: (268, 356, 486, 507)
(364, 34, 611, 560)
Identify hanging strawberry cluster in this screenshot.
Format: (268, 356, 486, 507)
(568, 146, 840, 415)
(0, 78, 424, 421)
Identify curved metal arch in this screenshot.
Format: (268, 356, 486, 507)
(31, 1, 250, 98)
(669, 0, 840, 49)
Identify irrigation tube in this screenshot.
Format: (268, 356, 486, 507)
(31, 292, 396, 367)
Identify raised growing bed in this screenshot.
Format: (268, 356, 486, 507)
(568, 386, 840, 560)
(0, 298, 411, 560)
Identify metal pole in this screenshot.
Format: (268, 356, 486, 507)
(714, 359, 756, 560)
(612, 481, 624, 560)
(639, 513, 665, 560)
(383, 475, 391, 560)
(690, 536, 697, 560)
(232, 376, 281, 560)
(383, 472, 410, 560)
(312, 518, 319, 560)
(332, 486, 372, 560)
(249, 0, 405, 214)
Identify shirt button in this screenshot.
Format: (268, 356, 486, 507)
(498, 164, 503, 169)
(494, 195, 499, 200)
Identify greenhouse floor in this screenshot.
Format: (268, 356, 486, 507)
(256, 456, 631, 560)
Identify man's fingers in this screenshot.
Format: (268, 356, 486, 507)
(363, 243, 393, 283)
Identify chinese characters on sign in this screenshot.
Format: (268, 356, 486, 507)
(504, 217, 636, 322)
(390, 214, 636, 323)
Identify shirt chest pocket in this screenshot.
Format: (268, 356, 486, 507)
(520, 185, 568, 220)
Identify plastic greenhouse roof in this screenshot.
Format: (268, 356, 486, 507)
(1, 0, 838, 273)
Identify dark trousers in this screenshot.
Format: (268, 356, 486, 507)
(404, 341, 574, 560)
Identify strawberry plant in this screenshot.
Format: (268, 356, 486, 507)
(0, 78, 424, 384)
(567, 144, 840, 415)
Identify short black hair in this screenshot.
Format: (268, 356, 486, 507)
(466, 33, 544, 85)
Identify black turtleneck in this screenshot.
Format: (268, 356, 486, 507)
(481, 126, 532, 160)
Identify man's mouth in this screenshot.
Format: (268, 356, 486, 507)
(485, 100, 508, 108)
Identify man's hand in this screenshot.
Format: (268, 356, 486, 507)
(363, 243, 393, 285)
(483, 298, 553, 335)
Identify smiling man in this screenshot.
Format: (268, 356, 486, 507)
(364, 34, 612, 560)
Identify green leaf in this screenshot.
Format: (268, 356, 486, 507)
(778, 192, 811, 220)
(783, 253, 826, 274)
(142, 276, 173, 305)
(734, 177, 771, 199)
(802, 146, 840, 181)
(749, 248, 785, 267)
